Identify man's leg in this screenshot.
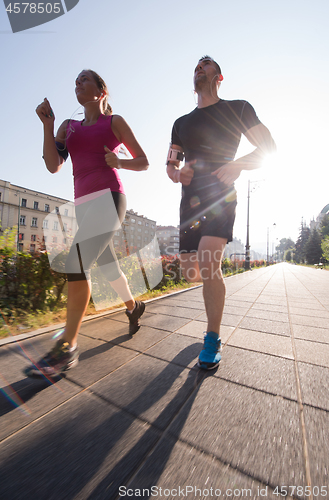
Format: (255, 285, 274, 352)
(197, 235, 227, 369)
(198, 236, 227, 335)
(180, 251, 201, 283)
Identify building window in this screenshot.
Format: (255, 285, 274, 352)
(18, 243, 24, 252)
(55, 206, 59, 214)
(0, 192, 2, 202)
(138, 228, 142, 232)
(63, 223, 67, 232)
(145, 223, 149, 227)
(43, 236, 47, 243)
(19, 233, 24, 241)
(131, 218, 136, 223)
(43, 220, 48, 229)
(64, 209, 68, 217)
(45, 204, 50, 212)
(31, 217, 38, 227)
(53, 221, 59, 230)
(20, 215, 26, 226)
(30, 244, 36, 253)
(31, 234, 37, 242)
(34, 201, 39, 210)
(53, 236, 57, 243)
(21, 198, 27, 207)
(138, 221, 142, 225)
(151, 224, 155, 228)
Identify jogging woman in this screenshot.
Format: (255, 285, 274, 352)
(25, 69, 148, 377)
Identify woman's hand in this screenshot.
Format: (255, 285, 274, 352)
(104, 146, 121, 169)
(36, 98, 55, 127)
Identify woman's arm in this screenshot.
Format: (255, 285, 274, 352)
(105, 115, 149, 171)
(36, 98, 67, 174)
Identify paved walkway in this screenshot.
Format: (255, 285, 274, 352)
(0, 263, 328, 500)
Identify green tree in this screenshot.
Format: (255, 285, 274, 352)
(321, 235, 329, 262)
(276, 238, 295, 254)
(320, 214, 329, 238)
(295, 224, 310, 263)
(304, 228, 322, 264)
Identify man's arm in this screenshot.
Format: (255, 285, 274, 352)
(212, 123, 276, 185)
(166, 143, 195, 186)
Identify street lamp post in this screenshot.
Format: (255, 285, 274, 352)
(245, 180, 251, 270)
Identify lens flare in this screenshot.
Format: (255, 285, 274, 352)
(0, 372, 31, 416)
(190, 196, 200, 208)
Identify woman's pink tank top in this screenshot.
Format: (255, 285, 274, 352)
(66, 114, 125, 201)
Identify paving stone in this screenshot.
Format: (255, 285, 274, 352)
(294, 339, 329, 368)
(91, 355, 202, 430)
(0, 391, 160, 500)
(303, 406, 329, 490)
(239, 317, 291, 336)
(144, 333, 202, 369)
(298, 362, 329, 411)
(176, 321, 234, 343)
(66, 336, 139, 386)
(246, 308, 289, 323)
(162, 297, 205, 309)
(83, 319, 171, 351)
(128, 436, 278, 499)
(145, 303, 204, 320)
(167, 377, 306, 488)
(227, 329, 294, 359)
(223, 303, 251, 316)
(216, 346, 297, 400)
(197, 312, 244, 327)
(289, 306, 329, 319)
(290, 314, 329, 329)
(141, 313, 190, 332)
(292, 324, 329, 344)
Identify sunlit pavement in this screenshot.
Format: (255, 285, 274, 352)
(1, 263, 328, 500)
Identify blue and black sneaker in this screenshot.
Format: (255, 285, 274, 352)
(197, 331, 222, 370)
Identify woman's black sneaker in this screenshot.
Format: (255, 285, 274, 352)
(125, 301, 145, 335)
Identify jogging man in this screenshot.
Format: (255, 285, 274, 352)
(167, 56, 276, 370)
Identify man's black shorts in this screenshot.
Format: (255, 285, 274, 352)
(179, 188, 237, 253)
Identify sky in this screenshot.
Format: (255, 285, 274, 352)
(1, 0, 329, 255)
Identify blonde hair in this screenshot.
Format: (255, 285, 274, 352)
(85, 69, 112, 115)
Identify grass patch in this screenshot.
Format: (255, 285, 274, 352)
(0, 280, 197, 339)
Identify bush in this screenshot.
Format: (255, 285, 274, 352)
(0, 248, 67, 315)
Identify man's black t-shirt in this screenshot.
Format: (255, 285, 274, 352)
(170, 99, 261, 246)
(171, 99, 260, 166)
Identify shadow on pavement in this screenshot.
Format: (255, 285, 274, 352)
(1, 345, 206, 500)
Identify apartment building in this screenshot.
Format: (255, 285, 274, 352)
(0, 180, 156, 255)
(114, 210, 157, 254)
(156, 225, 180, 255)
(0, 180, 75, 253)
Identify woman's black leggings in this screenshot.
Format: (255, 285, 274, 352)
(65, 191, 126, 282)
